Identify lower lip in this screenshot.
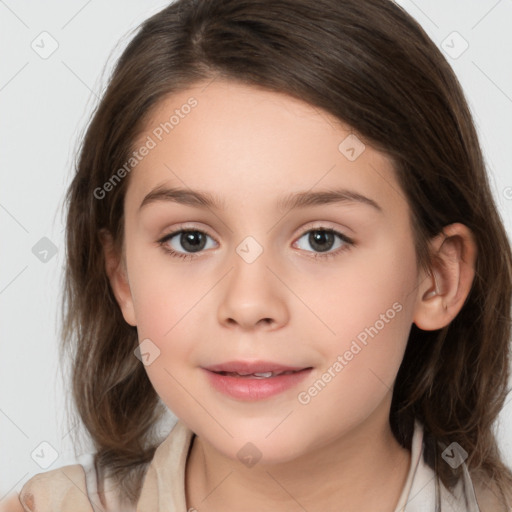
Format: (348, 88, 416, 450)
(202, 368, 313, 401)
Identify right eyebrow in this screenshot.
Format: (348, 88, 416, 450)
(139, 186, 225, 212)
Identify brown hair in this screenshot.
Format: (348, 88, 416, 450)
(62, 0, 512, 506)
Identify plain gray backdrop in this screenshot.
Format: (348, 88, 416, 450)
(1, 0, 511, 499)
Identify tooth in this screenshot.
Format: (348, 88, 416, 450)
(220, 370, 302, 378)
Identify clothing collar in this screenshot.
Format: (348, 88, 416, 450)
(136, 419, 481, 512)
(394, 420, 481, 512)
(136, 419, 195, 511)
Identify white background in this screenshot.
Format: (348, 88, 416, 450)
(1, 0, 511, 499)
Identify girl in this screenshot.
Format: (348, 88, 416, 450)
(8, 0, 512, 510)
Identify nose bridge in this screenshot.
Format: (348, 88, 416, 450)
(216, 235, 289, 330)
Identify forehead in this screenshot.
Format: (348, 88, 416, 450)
(125, 79, 403, 216)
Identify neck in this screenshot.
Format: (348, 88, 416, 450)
(185, 402, 412, 512)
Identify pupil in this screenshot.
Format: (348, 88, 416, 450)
(181, 232, 206, 252)
(309, 230, 334, 252)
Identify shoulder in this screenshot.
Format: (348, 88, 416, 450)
(17, 464, 95, 512)
(471, 470, 512, 512)
(0, 493, 24, 512)
(409, 423, 508, 512)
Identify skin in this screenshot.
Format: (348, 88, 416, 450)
(98, 79, 477, 512)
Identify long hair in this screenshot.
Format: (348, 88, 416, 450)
(62, 0, 512, 505)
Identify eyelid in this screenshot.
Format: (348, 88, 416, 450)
(158, 222, 219, 241)
(158, 221, 351, 243)
(293, 220, 352, 238)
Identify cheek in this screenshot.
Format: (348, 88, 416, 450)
(127, 240, 206, 337)
(132, 297, 198, 394)
(126, 246, 212, 412)
(297, 237, 417, 418)
(302, 232, 416, 349)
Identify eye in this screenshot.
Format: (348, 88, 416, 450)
(293, 228, 354, 259)
(157, 226, 354, 261)
(158, 229, 217, 260)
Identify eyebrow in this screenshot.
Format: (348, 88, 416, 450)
(138, 186, 382, 213)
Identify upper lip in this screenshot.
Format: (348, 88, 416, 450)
(203, 360, 310, 374)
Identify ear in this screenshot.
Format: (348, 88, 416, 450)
(99, 229, 137, 327)
(413, 223, 477, 331)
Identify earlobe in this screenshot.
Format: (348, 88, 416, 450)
(413, 223, 477, 331)
(99, 229, 137, 327)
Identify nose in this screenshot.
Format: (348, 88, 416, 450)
(217, 251, 290, 331)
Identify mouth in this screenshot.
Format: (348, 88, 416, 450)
(203, 360, 310, 375)
(211, 369, 308, 378)
(201, 361, 313, 400)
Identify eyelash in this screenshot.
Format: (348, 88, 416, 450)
(157, 226, 355, 261)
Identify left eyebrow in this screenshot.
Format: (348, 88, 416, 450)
(138, 186, 382, 213)
(276, 188, 382, 213)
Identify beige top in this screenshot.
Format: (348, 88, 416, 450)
(18, 420, 508, 511)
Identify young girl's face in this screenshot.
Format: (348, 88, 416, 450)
(113, 78, 426, 464)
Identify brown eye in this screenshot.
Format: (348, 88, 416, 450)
(158, 229, 217, 259)
(176, 231, 208, 252)
(308, 230, 336, 252)
(294, 228, 354, 260)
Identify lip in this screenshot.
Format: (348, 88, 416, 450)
(201, 361, 313, 401)
(203, 360, 308, 374)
